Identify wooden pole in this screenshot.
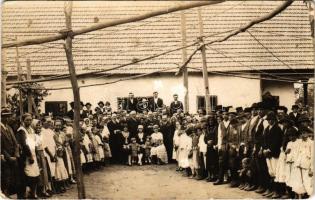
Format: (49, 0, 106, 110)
(198, 8, 211, 114)
(1, 48, 7, 107)
(2, 1, 224, 49)
(15, 37, 24, 120)
(64, 2, 85, 199)
(26, 59, 32, 113)
(180, 11, 189, 113)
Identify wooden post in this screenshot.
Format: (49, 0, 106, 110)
(198, 8, 211, 114)
(1, 48, 7, 107)
(180, 11, 189, 113)
(26, 59, 32, 113)
(15, 37, 23, 120)
(64, 2, 85, 199)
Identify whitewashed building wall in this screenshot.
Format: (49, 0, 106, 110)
(39, 74, 263, 113)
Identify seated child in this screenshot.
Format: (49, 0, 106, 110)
(238, 158, 253, 190)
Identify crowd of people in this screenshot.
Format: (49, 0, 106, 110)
(1, 91, 314, 199)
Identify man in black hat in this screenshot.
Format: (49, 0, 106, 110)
(261, 111, 283, 198)
(213, 107, 230, 185)
(149, 91, 164, 112)
(1, 107, 20, 197)
(288, 105, 300, 127)
(67, 101, 87, 120)
(126, 92, 138, 113)
(85, 102, 93, 115)
(170, 94, 183, 115)
(96, 101, 106, 114)
(248, 102, 270, 194)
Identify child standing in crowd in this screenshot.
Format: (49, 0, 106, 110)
(173, 122, 181, 170)
(129, 137, 139, 165)
(189, 128, 200, 179)
(144, 137, 152, 164)
(136, 125, 146, 165)
(121, 126, 131, 166)
(178, 126, 192, 177)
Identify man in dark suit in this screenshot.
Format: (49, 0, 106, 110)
(126, 92, 138, 113)
(170, 94, 184, 115)
(149, 91, 163, 112)
(127, 111, 139, 138)
(67, 101, 88, 120)
(262, 111, 283, 199)
(288, 105, 300, 127)
(107, 114, 123, 163)
(1, 107, 20, 197)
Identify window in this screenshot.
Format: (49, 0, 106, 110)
(196, 95, 218, 111)
(45, 101, 68, 116)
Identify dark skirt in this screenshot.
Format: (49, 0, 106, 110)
(206, 146, 218, 170)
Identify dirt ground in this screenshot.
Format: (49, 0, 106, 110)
(53, 164, 262, 199)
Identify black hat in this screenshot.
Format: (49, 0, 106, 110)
(266, 111, 277, 121)
(256, 102, 266, 110)
(292, 105, 299, 110)
(251, 103, 258, 109)
(1, 107, 12, 116)
(222, 107, 229, 113)
(85, 102, 92, 107)
(98, 101, 105, 106)
(236, 107, 243, 113)
(277, 106, 288, 114)
(215, 105, 222, 111)
(244, 107, 251, 113)
(70, 101, 75, 108)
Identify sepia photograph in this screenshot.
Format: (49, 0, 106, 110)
(1, 0, 314, 199)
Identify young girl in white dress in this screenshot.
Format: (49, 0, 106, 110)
(150, 125, 168, 164)
(178, 125, 192, 177)
(295, 129, 313, 198)
(172, 122, 181, 169)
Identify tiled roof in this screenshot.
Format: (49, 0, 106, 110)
(2, 1, 314, 76)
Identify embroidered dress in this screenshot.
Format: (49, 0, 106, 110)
(54, 132, 69, 181)
(95, 134, 105, 160)
(172, 130, 180, 161)
(296, 138, 313, 195)
(150, 132, 163, 156)
(41, 128, 57, 177)
(178, 133, 192, 168)
(284, 141, 294, 185)
(275, 148, 287, 183)
(289, 139, 306, 194)
(83, 134, 93, 163)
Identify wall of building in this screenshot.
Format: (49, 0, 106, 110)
(37, 73, 262, 114)
(262, 80, 296, 111)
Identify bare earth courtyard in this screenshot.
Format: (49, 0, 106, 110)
(52, 164, 262, 199)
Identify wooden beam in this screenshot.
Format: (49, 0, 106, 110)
(26, 59, 32, 113)
(63, 1, 86, 199)
(198, 8, 211, 115)
(15, 38, 23, 121)
(180, 11, 189, 113)
(177, 0, 295, 74)
(2, 1, 224, 49)
(1, 48, 7, 107)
